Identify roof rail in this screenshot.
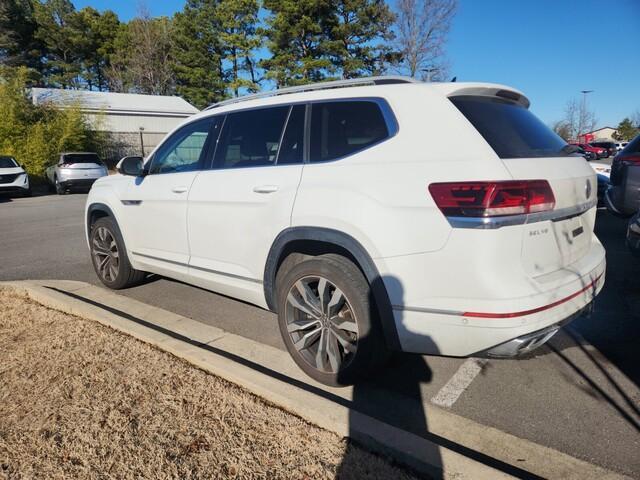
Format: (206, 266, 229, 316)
(204, 75, 420, 110)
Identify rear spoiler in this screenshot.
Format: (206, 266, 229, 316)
(445, 86, 530, 109)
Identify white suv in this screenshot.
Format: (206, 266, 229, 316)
(85, 77, 606, 386)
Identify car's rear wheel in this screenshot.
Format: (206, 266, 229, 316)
(54, 176, 65, 195)
(90, 217, 145, 289)
(276, 254, 387, 386)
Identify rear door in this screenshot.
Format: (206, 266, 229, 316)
(186, 104, 305, 302)
(450, 95, 597, 276)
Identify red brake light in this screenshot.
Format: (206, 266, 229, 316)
(429, 180, 555, 217)
(621, 155, 640, 166)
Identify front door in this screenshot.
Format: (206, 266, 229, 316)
(121, 117, 216, 275)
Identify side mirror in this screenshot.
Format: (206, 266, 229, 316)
(117, 156, 144, 176)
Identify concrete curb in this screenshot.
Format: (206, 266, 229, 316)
(1, 280, 631, 480)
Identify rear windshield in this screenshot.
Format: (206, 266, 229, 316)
(450, 96, 569, 159)
(63, 153, 101, 164)
(0, 156, 17, 168)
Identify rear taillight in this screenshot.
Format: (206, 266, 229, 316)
(429, 180, 555, 217)
(620, 155, 640, 166)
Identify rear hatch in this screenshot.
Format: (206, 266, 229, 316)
(450, 93, 597, 277)
(60, 153, 106, 179)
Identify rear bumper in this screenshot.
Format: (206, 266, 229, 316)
(59, 178, 97, 190)
(383, 239, 606, 356)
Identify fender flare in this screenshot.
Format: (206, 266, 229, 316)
(264, 227, 401, 351)
(86, 202, 117, 242)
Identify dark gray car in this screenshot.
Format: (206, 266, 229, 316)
(605, 134, 640, 216)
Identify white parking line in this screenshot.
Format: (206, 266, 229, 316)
(431, 358, 488, 408)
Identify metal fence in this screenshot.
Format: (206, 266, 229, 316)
(95, 131, 168, 168)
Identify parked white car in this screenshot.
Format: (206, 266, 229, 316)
(0, 155, 31, 196)
(85, 77, 606, 386)
(46, 152, 108, 194)
(615, 142, 628, 152)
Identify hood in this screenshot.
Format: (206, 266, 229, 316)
(0, 166, 25, 175)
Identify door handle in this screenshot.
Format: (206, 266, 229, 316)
(253, 185, 279, 194)
(172, 186, 188, 194)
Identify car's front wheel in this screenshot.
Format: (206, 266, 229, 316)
(276, 254, 387, 386)
(90, 217, 145, 289)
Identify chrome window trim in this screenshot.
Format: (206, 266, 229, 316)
(445, 199, 597, 229)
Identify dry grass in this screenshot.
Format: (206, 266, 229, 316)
(0, 288, 416, 480)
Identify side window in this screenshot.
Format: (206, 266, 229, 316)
(149, 118, 213, 175)
(310, 101, 390, 163)
(277, 104, 306, 165)
(214, 106, 289, 169)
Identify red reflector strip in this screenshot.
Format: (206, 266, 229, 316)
(463, 274, 602, 319)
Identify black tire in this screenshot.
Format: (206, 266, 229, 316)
(90, 216, 145, 289)
(54, 176, 65, 195)
(22, 185, 32, 197)
(276, 254, 387, 386)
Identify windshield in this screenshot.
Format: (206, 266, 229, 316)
(0, 156, 18, 168)
(450, 96, 569, 158)
(62, 153, 102, 165)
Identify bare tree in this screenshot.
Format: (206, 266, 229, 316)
(552, 120, 572, 141)
(106, 6, 175, 95)
(632, 109, 640, 129)
(562, 98, 597, 141)
(393, 0, 457, 81)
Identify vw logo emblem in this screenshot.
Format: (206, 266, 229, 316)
(585, 179, 592, 199)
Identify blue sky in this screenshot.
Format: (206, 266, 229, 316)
(73, 0, 640, 127)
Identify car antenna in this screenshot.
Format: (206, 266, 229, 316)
(451, 76, 457, 82)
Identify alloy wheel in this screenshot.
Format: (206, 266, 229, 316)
(92, 226, 120, 282)
(284, 275, 359, 374)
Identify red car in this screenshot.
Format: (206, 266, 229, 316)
(571, 143, 607, 159)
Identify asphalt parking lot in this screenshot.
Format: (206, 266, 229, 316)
(1, 191, 638, 477)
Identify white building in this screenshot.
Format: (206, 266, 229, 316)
(582, 127, 618, 142)
(31, 88, 199, 164)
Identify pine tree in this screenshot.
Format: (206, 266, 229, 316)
(261, 0, 337, 87)
(216, 0, 261, 96)
(33, 0, 82, 88)
(73, 7, 120, 91)
(329, 0, 397, 78)
(172, 0, 227, 108)
(0, 0, 45, 75)
(613, 118, 639, 142)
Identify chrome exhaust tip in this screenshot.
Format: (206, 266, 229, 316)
(486, 324, 560, 358)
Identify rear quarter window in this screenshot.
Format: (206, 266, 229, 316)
(450, 96, 569, 159)
(309, 101, 390, 163)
